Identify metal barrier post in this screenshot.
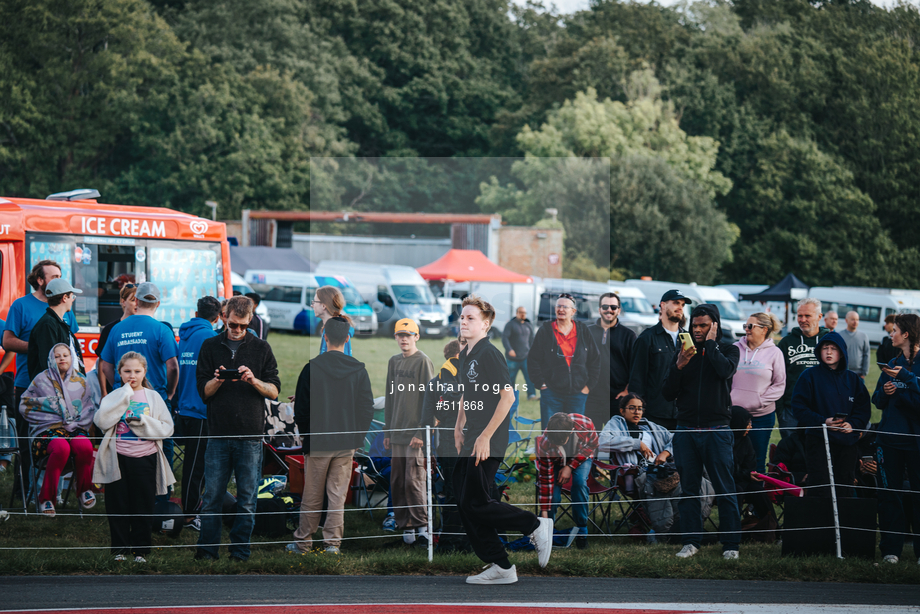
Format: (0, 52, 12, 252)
(822, 423, 844, 559)
(425, 425, 433, 563)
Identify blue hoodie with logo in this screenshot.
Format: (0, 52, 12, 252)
(177, 317, 217, 420)
(791, 331, 871, 446)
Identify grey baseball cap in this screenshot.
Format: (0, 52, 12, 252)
(136, 282, 161, 302)
(44, 278, 83, 298)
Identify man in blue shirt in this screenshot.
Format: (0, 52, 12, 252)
(98, 282, 179, 404)
(3, 260, 78, 496)
(175, 296, 221, 530)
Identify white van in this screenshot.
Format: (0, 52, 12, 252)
(625, 280, 747, 340)
(435, 279, 540, 336)
(314, 261, 449, 337)
(229, 271, 271, 326)
(808, 287, 920, 344)
(245, 270, 377, 335)
(607, 282, 658, 335)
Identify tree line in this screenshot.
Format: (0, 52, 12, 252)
(2, 0, 919, 287)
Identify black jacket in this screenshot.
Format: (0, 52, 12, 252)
(663, 304, 740, 427)
(527, 320, 600, 396)
(876, 336, 898, 365)
(294, 351, 375, 453)
(196, 331, 280, 439)
(628, 321, 683, 423)
(589, 319, 637, 398)
(28, 308, 84, 381)
(502, 317, 534, 361)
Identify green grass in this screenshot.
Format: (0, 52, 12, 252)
(1, 332, 916, 581)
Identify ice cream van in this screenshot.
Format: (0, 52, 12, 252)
(0, 189, 232, 369)
(245, 269, 377, 335)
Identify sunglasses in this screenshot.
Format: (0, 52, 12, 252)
(600, 305, 620, 311)
(743, 323, 766, 331)
(122, 283, 137, 289)
(226, 321, 250, 331)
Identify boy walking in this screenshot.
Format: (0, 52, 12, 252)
(454, 295, 552, 584)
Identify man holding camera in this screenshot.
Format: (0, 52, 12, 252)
(195, 295, 280, 562)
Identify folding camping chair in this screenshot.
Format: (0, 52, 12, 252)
(554, 463, 620, 537)
(353, 432, 392, 519)
(501, 392, 539, 473)
(588, 459, 647, 537)
(262, 398, 302, 479)
(29, 454, 79, 516)
(1, 413, 27, 515)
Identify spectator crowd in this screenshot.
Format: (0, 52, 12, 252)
(2, 262, 919, 581)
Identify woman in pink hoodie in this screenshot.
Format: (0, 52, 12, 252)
(731, 312, 786, 473)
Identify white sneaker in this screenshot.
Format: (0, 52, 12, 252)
(883, 555, 899, 564)
(723, 550, 739, 560)
(529, 517, 553, 568)
(675, 544, 699, 559)
(466, 563, 518, 585)
(113, 555, 126, 562)
(133, 556, 147, 563)
(325, 546, 340, 554)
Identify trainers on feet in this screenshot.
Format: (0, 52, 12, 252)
(466, 563, 518, 585)
(723, 550, 739, 560)
(113, 555, 127, 562)
(286, 542, 307, 554)
(185, 516, 201, 532)
(529, 517, 553, 568)
(382, 513, 397, 532)
(883, 554, 899, 564)
(675, 544, 699, 559)
(80, 490, 96, 509)
(40, 500, 55, 517)
(133, 556, 147, 563)
(325, 546, 340, 554)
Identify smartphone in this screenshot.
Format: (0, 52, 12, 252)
(877, 362, 890, 369)
(861, 456, 875, 462)
(219, 368, 241, 380)
(833, 412, 849, 421)
(678, 332, 695, 351)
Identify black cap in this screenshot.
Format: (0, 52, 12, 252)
(660, 289, 692, 304)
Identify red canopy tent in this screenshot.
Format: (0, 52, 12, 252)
(417, 249, 533, 283)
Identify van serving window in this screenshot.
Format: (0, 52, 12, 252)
(26, 234, 223, 330)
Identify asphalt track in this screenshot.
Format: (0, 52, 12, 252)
(1, 576, 919, 613)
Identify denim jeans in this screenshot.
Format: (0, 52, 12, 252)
(748, 412, 775, 474)
(673, 426, 741, 551)
(539, 388, 588, 428)
(877, 444, 920, 560)
(551, 458, 593, 529)
(197, 438, 262, 560)
(507, 358, 536, 398)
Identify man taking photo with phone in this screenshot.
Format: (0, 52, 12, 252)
(194, 295, 280, 562)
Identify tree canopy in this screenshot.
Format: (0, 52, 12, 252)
(3, 0, 920, 287)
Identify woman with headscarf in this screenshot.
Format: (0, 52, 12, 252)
(21, 343, 99, 516)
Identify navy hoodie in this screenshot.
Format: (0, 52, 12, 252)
(791, 331, 871, 446)
(176, 317, 217, 420)
(872, 351, 920, 451)
(663, 304, 740, 427)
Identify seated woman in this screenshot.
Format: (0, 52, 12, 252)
(21, 343, 99, 516)
(598, 394, 683, 535)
